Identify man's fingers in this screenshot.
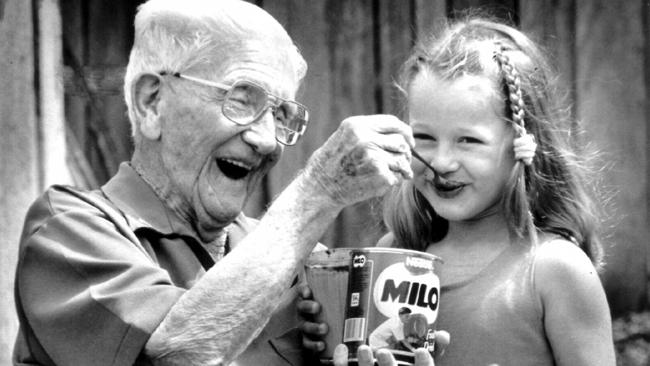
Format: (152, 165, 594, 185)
(299, 320, 328, 336)
(305, 113, 416, 206)
(369, 133, 414, 180)
(341, 115, 414, 147)
(296, 299, 320, 315)
(301, 337, 325, 352)
(386, 151, 414, 180)
(371, 132, 413, 155)
(297, 284, 312, 300)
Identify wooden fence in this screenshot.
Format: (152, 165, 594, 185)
(1, 0, 648, 364)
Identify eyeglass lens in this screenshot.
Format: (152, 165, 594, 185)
(223, 81, 308, 145)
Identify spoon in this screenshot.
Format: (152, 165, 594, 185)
(411, 148, 437, 176)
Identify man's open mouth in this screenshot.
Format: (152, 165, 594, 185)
(216, 158, 253, 180)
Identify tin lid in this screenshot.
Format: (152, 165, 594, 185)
(307, 247, 443, 267)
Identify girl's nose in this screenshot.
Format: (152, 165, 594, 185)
(430, 146, 460, 174)
(241, 108, 278, 155)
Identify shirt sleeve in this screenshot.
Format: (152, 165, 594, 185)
(15, 188, 185, 366)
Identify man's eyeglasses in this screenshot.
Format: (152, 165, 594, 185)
(160, 72, 309, 146)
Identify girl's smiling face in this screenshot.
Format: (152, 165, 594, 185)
(408, 71, 516, 223)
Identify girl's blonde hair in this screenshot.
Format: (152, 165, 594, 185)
(384, 16, 605, 269)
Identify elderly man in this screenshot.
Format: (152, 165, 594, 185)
(13, 0, 417, 365)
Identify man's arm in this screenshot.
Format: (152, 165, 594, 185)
(144, 115, 415, 365)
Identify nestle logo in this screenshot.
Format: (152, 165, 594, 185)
(352, 255, 366, 268)
(405, 256, 433, 271)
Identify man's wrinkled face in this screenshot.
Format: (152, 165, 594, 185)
(155, 43, 300, 237)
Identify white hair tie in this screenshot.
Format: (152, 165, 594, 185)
(514, 132, 536, 166)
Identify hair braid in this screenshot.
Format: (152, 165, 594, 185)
(493, 44, 527, 136)
(493, 43, 538, 243)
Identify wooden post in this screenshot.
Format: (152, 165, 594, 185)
(38, 0, 71, 187)
(0, 0, 39, 363)
(575, 0, 648, 314)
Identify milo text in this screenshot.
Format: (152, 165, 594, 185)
(379, 279, 439, 311)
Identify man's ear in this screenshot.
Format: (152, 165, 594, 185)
(132, 73, 163, 140)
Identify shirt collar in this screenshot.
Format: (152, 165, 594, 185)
(101, 162, 199, 240)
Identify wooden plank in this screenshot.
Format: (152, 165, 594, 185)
(414, 0, 447, 40)
(377, 0, 416, 116)
(575, 0, 648, 315)
(645, 0, 650, 309)
(0, 0, 39, 363)
(61, 0, 91, 186)
(449, 0, 517, 22)
(38, 0, 72, 187)
(63, 65, 125, 96)
(85, 0, 133, 180)
(519, 0, 576, 122)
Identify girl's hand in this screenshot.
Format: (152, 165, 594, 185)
(297, 285, 328, 352)
(297, 284, 450, 361)
(333, 344, 435, 366)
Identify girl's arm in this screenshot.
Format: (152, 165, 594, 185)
(535, 239, 616, 366)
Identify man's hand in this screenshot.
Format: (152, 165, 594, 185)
(333, 344, 435, 366)
(302, 115, 414, 207)
(297, 285, 328, 352)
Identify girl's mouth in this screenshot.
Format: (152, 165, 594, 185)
(433, 177, 465, 198)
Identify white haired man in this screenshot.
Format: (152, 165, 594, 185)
(13, 0, 417, 365)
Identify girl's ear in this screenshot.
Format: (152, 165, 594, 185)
(132, 73, 163, 140)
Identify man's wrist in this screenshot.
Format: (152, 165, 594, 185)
(292, 166, 346, 211)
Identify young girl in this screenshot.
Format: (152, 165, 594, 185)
(300, 16, 615, 366)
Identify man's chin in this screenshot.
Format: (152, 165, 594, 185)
(204, 198, 244, 222)
(196, 184, 246, 228)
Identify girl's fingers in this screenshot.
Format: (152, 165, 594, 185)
(414, 348, 435, 366)
(375, 348, 396, 366)
(356, 345, 375, 366)
(333, 344, 349, 366)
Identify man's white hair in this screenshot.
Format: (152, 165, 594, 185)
(123, 0, 308, 135)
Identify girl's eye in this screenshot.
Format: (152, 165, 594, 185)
(459, 136, 482, 144)
(413, 133, 435, 141)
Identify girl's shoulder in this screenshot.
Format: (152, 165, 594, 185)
(533, 235, 601, 298)
(535, 236, 594, 274)
(376, 232, 396, 248)
(531, 236, 614, 364)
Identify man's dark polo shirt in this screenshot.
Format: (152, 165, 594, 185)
(13, 163, 305, 366)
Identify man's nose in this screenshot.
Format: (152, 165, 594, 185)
(241, 108, 278, 154)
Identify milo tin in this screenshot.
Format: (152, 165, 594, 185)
(305, 247, 442, 365)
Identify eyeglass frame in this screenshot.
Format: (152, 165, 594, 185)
(158, 71, 309, 146)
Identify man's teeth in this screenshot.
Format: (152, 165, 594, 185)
(222, 158, 252, 170)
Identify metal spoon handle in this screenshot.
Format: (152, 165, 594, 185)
(411, 148, 437, 176)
